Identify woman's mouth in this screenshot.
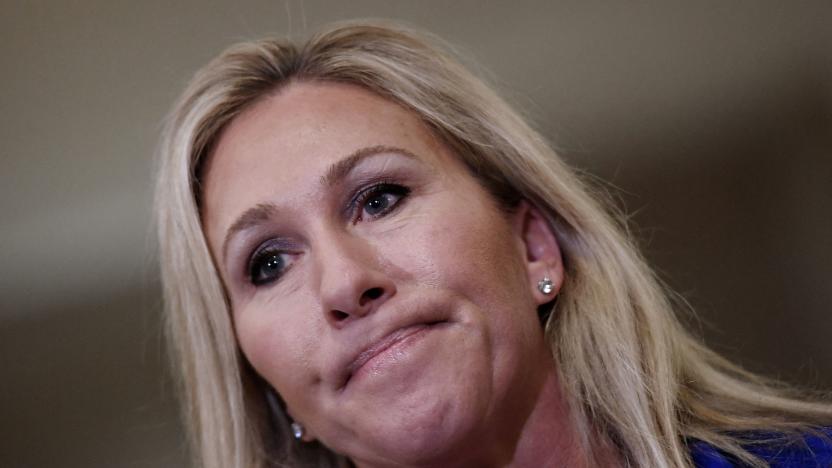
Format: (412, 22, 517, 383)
(342, 320, 447, 389)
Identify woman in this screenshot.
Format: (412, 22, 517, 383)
(155, 21, 832, 467)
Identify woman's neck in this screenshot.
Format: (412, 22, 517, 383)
(504, 370, 589, 467)
(494, 363, 620, 468)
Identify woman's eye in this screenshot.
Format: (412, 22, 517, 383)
(248, 249, 291, 286)
(355, 183, 410, 221)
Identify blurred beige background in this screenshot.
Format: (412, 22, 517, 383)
(2, 2, 830, 467)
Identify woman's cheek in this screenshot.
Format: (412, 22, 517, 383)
(236, 309, 296, 381)
(235, 313, 273, 371)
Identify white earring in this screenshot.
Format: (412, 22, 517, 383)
(291, 421, 305, 440)
(538, 276, 554, 295)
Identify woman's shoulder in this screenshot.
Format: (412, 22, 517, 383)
(689, 429, 832, 467)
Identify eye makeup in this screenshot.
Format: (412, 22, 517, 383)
(230, 155, 428, 291)
(246, 237, 302, 286)
(346, 178, 411, 223)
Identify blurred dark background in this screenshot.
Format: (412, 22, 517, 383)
(1, 2, 830, 467)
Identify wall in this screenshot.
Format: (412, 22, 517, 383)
(1, 2, 830, 466)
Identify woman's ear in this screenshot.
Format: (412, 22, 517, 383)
(511, 200, 564, 305)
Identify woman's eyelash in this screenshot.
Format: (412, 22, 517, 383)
(350, 181, 411, 222)
(246, 181, 411, 287)
(247, 242, 296, 287)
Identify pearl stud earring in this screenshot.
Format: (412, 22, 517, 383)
(291, 421, 305, 440)
(538, 276, 554, 295)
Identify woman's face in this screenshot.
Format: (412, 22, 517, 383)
(202, 82, 562, 466)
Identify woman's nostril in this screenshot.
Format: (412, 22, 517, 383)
(365, 287, 383, 300)
(330, 288, 387, 322)
(358, 287, 385, 307)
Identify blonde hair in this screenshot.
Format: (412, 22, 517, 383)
(155, 20, 832, 468)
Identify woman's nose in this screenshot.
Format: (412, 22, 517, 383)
(314, 232, 396, 327)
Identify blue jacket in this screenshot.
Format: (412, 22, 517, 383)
(690, 430, 832, 467)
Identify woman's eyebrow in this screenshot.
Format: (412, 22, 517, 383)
(222, 201, 278, 262)
(222, 145, 419, 263)
(320, 144, 418, 188)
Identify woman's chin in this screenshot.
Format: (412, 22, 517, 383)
(343, 400, 488, 467)
(329, 361, 495, 466)
(314, 322, 505, 465)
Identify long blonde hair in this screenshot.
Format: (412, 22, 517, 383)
(155, 20, 832, 467)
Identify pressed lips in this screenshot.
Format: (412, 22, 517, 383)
(341, 320, 446, 390)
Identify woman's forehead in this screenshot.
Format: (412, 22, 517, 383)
(208, 82, 441, 182)
(199, 81, 458, 243)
